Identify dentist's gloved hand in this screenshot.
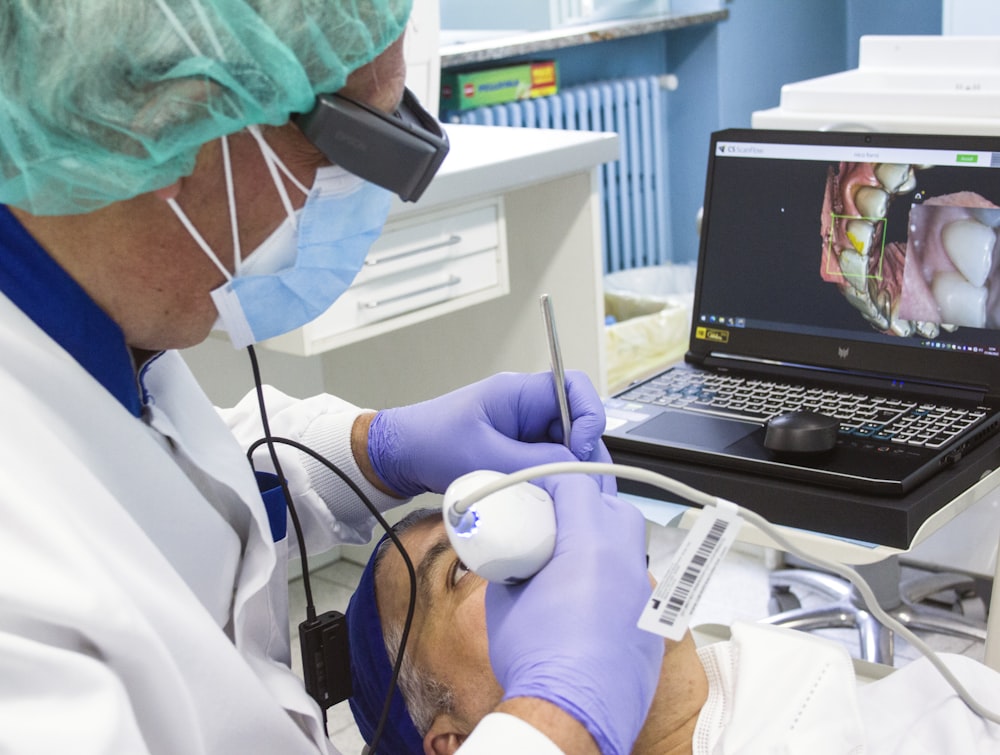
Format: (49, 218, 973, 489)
(367, 371, 615, 497)
(485, 475, 661, 755)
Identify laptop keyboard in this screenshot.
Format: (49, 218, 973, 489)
(618, 369, 990, 450)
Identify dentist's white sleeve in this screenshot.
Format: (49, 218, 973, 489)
(458, 714, 565, 754)
(220, 385, 406, 550)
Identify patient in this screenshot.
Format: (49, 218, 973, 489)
(346, 508, 1000, 754)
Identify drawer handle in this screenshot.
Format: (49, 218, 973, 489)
(366, 235, 462, 266)
(359, 275, 462, 310)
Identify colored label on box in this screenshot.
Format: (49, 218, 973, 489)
(441, 61, 559, 111)
(530, 61, 558, 94)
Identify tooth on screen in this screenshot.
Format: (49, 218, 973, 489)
(897, 173, 918, 193)
(916, 321, 940, 339)
(942, 218, 996, 287)
(890, 319, 914, 337)
(837, 249, 869, 292)
(875, 164, 912, 193)
(931, 271, 987, 328)
(855, 186, 888, 219)
(845, 219, 874, 255)
(843, 283, 877, 316)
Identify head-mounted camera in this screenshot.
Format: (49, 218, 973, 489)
(294, 88, 449, 203)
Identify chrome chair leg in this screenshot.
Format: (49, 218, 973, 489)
(765, 559, 988, 664)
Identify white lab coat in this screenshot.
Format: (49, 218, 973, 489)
(0, 295, 559, 754)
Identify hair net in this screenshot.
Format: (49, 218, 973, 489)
(0, 0, 412, 215)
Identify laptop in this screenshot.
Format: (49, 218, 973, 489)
(603, 127, 1000, 496)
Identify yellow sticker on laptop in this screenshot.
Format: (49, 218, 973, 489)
(695, 327, 729, 343)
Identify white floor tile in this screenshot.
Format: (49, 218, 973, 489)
(317, 560, 366, 591)
(327, 700, 367, 755)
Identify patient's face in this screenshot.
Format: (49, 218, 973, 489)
(374, 516, 709, 755)
(376, 517, 504, 739)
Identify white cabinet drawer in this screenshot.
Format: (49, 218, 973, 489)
(318, 246, 501, 331)
(264, 197, 509, 355)
(354, 204, 500, 284)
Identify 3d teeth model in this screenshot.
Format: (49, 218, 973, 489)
(821, 162, 1000, 337)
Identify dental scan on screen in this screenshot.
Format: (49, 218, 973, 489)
(820, 160, 1000, 336)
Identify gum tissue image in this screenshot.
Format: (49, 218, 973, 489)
(820, 161, 1000, 338)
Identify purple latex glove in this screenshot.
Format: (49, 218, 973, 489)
(485, 474, 662, 755)
(367, 371, 615, 497)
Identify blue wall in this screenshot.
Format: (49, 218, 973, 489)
(445, 0, 944, 265)
(666, 0, 941, 261)
(845, 0, 942, 68)
(665, 0, 848, 260)
(717, 0, 847, 128)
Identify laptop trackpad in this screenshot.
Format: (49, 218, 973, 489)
(629, 411, 759, 450)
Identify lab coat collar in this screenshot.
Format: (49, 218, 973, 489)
(0, 205, 142, 416)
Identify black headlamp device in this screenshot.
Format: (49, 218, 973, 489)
(294, 87, 449, 203)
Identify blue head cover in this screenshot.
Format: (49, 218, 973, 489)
(346, 533, 424, 754)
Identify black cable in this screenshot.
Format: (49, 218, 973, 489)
(244, 346, 417, 754)
(246, 435, 417, 755)
(245, 347, 317, 619)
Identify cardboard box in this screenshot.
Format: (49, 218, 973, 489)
(441, 61, 558, 112)
(604, 265, 697, 393)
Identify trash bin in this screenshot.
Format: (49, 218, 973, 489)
(604, 263, 696, 393)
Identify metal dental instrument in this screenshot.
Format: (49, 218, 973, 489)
(540, 293, 572, 449)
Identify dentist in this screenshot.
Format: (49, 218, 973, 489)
(0, 1, 661, 753)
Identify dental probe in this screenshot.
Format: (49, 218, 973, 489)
(540, 293, 572, 450)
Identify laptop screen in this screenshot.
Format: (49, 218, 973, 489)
(692, 128, 1000, 400)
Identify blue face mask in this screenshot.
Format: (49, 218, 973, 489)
(168, 129, 393, 348)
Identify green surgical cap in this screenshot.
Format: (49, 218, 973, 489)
(0, 0, 412, 215)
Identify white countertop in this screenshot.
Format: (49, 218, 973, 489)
(389, 123, 620, 218)
(439, 9, 728, 68)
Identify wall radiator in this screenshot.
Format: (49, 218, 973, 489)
(448, 75, 675, 273)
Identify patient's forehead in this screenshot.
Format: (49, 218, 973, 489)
(375, 517, 445, 627)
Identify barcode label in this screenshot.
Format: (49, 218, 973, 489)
(638, 501, 742, 641)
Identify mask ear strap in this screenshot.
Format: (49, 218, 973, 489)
(166, 196, 233, 282)
(247, 125, 307, 227)
(163, 132, 242, 281)
(169, 127, 307, 282)
(220, 134, 243, 274)
(254, 132, 310, 197)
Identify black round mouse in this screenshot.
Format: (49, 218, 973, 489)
(763, 411, 840, 454)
